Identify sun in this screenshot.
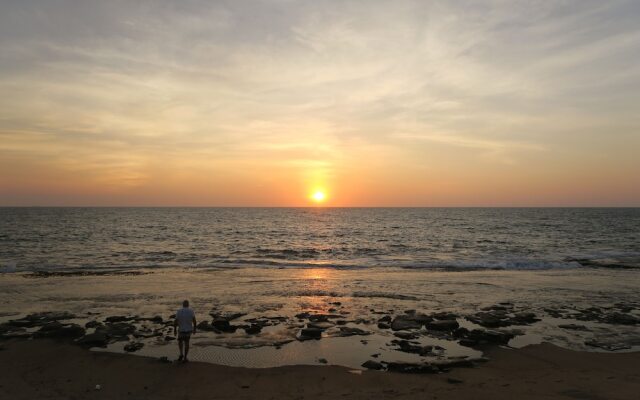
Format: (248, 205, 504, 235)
(311, 190, 326, 203)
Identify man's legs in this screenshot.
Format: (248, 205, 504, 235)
(184, 337, 190, 361)
(178, 337, 184, 360)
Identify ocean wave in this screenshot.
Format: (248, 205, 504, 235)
(352, 291, 419, 300)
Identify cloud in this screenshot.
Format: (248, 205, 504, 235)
(0, 0, 639, 205)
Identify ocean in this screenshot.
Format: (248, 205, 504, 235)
(1, 207, 639, 272)
(0, 207, 638, 368)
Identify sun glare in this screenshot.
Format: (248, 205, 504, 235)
(311, 191, 326, 203)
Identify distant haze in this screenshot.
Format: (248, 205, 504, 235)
(1, 1, 639, 206)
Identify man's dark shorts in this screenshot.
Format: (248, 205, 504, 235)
(178, 331, 192, 341)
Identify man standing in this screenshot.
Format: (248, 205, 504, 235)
(174, 300, 197, 362)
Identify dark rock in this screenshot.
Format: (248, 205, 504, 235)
(466, 312, 512, 328)
(386, 362, 439, 374)
(337, 327, 370, 337)
(77, 332, 109, 347)
(447, 377, 464, 384)
(585, 340, 631, 351)
(85, 321, 102, 329)
(431, 311, 459, 320)
(34, 323, 85, 339)
(164, 335, 175, 341)
(378, 315, 392, 323)
(124, 342, 144, 352)
(212, 319, 237, 332)
(362, 360, 383, 370)
(105, 316, 135, 323)
(158, 356, 171, 363)
(318, 358, 328, 364)
(604, 313, 639, 325)
(512, 312, 540, 324)
(393, 340, 434, 356)
(558, 324, 589, 331)
(7, 311, 76, 328)
(295, 312, 311, 319)
(210, 312, 246, 321)
(393, 331, 420, 340)
(101, 322, 136, 339)
(426, 319, 459, 331)
(391, 316, 423, 331)
(196, 321, 221, 332)
(244, 324, 262, 335)
(377, 322, 391, 329)
(299, 328, 322, 340)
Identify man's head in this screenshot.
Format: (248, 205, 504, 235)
(182, 300, 189, 308)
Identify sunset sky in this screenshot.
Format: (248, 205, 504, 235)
(1, 0, 639, 206)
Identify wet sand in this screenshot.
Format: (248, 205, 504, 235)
(1, 339, 638, 400)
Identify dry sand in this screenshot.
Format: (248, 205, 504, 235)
(0, 339, 638, 400)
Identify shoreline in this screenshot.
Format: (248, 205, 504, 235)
(1, 339, 638, 399)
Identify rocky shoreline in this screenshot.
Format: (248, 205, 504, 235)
(2, 297, 639, 372)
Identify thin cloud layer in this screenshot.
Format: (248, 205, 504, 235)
(1, 0, 639, 205)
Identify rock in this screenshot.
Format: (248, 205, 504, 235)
(164, 335, 175, 341)
(77, 332, 109, 347)
(307, 321, 334, 330)
(299, 328, 322, 340)
(318, 358, 328, 364)
(337, 327, 370, 337)
(7, 311, 76, 328)
(431, 311, 459, 320)
(212, 319, 237, 332)
(244, 324, 262, 335)
(362, 360, 383, 370)
(85, 321, 102, 329)
(158, 356, 171, 363)
(393, 331, 420, 340)
(604, 313, 639, 325)
(196, 321, 221, 332)
(101, 322, 136, 340)
(210, 312, 246, 321)
(585, 340, 631, 351)
(377, 322, 391, 330)
(466, 312, 512, 328)
(447, 377, 464, 384)
(295, 312, 311, 319)
(396, 340, 434, 356)
(386, 362, 439, 374)
(105, 316, 134, 323)
(308, 314, 342, 322)
(378, 315, 392, 323)
(558, 324, 589, 331)
(391, 316, 423, 331)
(34, 323, 85, 339)
(124, 342, 144, 352)
(512, 312, 540, 324)
(426, 319, 459, 331)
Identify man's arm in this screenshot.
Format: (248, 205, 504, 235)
(192, 316, 197, 334)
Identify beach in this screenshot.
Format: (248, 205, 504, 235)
(1, 208, 639, 397)
(1, 339, 638, 400)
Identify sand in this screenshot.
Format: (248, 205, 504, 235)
(0, 339, 638, 399)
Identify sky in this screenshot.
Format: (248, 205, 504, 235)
(0, 0, 639, 206)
